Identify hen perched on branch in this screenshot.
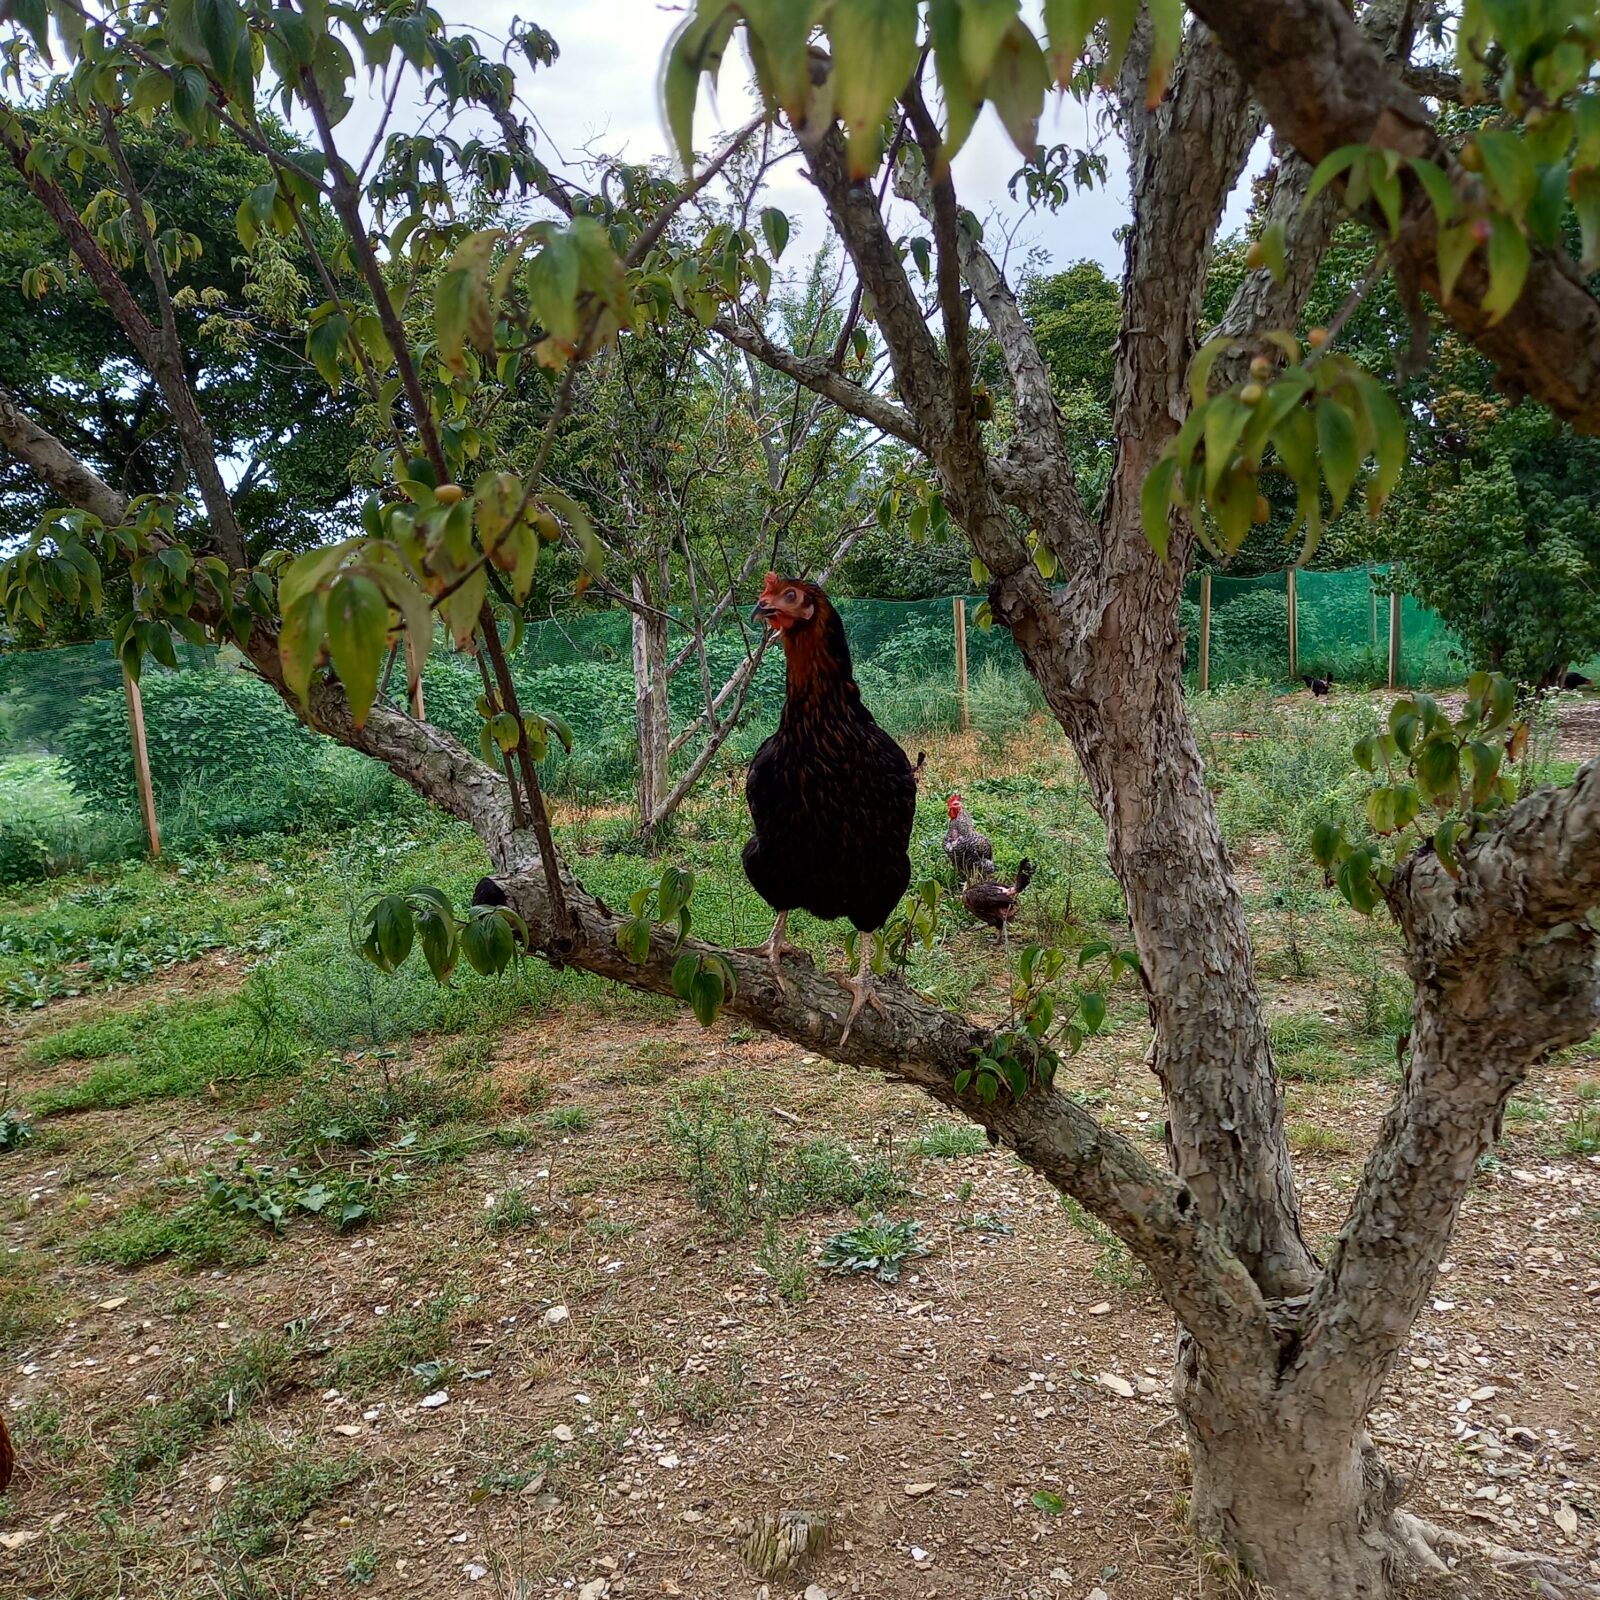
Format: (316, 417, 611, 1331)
(741, 574, 917, 1043)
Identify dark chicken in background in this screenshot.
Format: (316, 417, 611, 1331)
(963, 858, 1034, 941)
(742, 573, 917, 1043)
(1302, 673, 1333, 697)
(943, 793, 994, 882)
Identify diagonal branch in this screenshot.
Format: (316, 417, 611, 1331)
(1294, 761, 1600, 1415)
(1187, 0, 1600, 434)
(711, 315, 921, 448)
(0, 384, 129, 528)
(0, 122, 248, 568)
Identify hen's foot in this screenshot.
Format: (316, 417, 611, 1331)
(838, 971, 890, 1047)
(736, 919, 807, 996)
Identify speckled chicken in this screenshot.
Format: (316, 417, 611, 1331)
(943, 793, 994, 883)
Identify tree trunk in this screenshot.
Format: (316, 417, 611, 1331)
(631, 571, 672, 839)
(1175, 1348, 1403, 1600)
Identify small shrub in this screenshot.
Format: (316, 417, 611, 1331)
(107, 1331, 303, 1502)
(1559, 1106, 1600, 1156)
(544, 1104, 592, 1133)
(484, 1188, 540, 1234)
(1060, 1196, 1148, 1291)
(756, 1220, 809, 1304)
(770, 1136, 906, 1215)
(664, 1081, 773, 1236)
(1287, 1121, 1357, 1156)
(330, 1287, 463, 1392)
(346, 1545, 380, 1586)
(211, 1448, 366, 1559)
(819, 1214, 928, 1284)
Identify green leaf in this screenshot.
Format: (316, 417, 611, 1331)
(1483, 215, 1530, 325)
(278, 591, 326, 709)
(1041, 0, 1097, 85)
(959, 0, 1020, 88)
(1187, 336, 1229, 408)
(1415, 737, 1460, 802)
(363, 894, 414, 973)
(1080, 989, 1106, 1031)
(1406, 156, 1457, 225)
(1254, 219, 1287, 283)
(688, 968, 725, 1027)
(462, 909, 517, 976)
(1352, 373, 1406, 516)
(1336, 849, 1378, 915)
(1202, 394, 1251, 497)
(1031, 1490, 1064, 1516)
(1140, 453, 1177, 560)
(1316, 397, 1359, 517)
(760, 206, 790, 260)
(671, 952, 699, 1001)
(1475, 129, 1536, 216)
(616, 916, 652, 965)
(987, 20, 1051, 158)
(1466, 739, 1503, 807)
(1433, 817, 1465, 879)
(1309, 820, 1347, 870)
(1527, 159, 1569, 248)
(1303, 143, 1367, 207)
(325, 572, 389, 727)
(829, 0, 921, 176)
(1573, 170, 1600, 273)
(658, 865, 694, 920)
(659, 5, 738, 173)
(929, 0, 979, 157)
(953, 1067, 972, 1095)
(171, 65, 210, 136)
(526, 225, 581, 344)
(1352, 732, 1383, 774)
(415, 903, 459, 982)
(1145, 0, 1183, 104)
(1435, 220, 1481, 306)
(1367, 780, 1399, 834)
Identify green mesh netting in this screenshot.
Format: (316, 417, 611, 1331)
(0, 569, 1471, 772)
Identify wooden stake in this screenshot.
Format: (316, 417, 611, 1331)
(1286, 566, 1298, 683)
(954, 595, 970, 731)
(404, 628, 426, 720)
(1388, 586, 1403, 691)
(122, 667, 160, 858)
(1199, 571, 1212, 693)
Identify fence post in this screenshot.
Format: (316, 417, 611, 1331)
(1199, 571, 1212, 693)
(1388, 586, 1403, 691)
(122, 667, 160, 858)
(953, 596, 970, 730)
(1286, 566, 1298, 682)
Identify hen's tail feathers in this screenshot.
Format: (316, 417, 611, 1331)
(0, 1408, 14, 1493)
(472, 876, 508, 908)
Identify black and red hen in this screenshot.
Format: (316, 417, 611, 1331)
(742, 573, 917, 1043)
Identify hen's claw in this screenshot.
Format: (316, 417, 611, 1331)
(739, 912, 804, 996)
(838, 970, 890, 1047)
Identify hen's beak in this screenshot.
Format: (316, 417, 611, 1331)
(753, 598, 776, 623)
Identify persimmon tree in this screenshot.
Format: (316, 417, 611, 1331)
(5, 4, 1600, 1597)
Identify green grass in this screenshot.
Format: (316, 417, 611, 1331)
(910, 1121, 989, 1159)
(544, 1104, 593, 1133)
(211, 1443, 367, 1560)
(79, 1199, 270, 1270)
(106, 1331, 305, 1503)
(329, 1287, 465, 1393)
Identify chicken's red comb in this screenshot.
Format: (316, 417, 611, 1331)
(761, 571, 782, 590)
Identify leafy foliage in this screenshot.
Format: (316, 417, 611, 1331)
(819, 1213, 929, 1284)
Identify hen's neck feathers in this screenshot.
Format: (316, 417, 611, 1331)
(777, 605, 859, 722)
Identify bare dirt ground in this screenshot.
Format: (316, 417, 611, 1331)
(3, 996, 1597, 1600)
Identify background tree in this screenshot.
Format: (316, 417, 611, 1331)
(5, 5, 1600, 1597)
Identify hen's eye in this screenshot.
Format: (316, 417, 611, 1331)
(784, 589, 797, 601)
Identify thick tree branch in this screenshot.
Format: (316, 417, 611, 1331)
(1188, 0, 1600, 434)
(1295, 762, 1600, 1415)
(711, 316, 921, 448)
(0, 384, 129, 528)
(894, 101, 1095, 575)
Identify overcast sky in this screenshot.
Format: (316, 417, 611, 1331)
(339, 1, 1263, 287)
